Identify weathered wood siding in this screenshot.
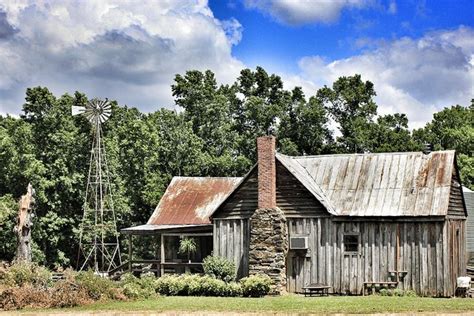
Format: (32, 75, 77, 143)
(213, 218, 250, 278)
(276, 161, 328, 217)
(447, 169, 467, 218)
(286, 218, 463, 296)
(465, 189, 474, 265)
(212, 158, 465, 296)
(446, 219, 466, 294)
(214, 168, 258, 219)
(214, 162, 329, 219)
(213, 161, 329, 278)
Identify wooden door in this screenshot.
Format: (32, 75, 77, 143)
(286, 252, 311, 293)
(342, 252, 361, 294)
(342, 233, 361, 294)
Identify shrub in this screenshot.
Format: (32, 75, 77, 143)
(404, 290, 417, 297)
(378, 288, 416, 297)
(120, 272, 157, 299)
(155, 274, 241, 297)
(379, 288, 390, 296)
(0, 284, 50, 310)
(393, 288, 405, 297)
(240, 274, 272, 297)
(0, 262, 51, 287)
(75, 270, 117, 300)
(50, 280, 92, 308)
(203, 256, 236, 282)
(155, 274, 188, 296)
(223, 281, 242, 297)
(199, 275, 227, 296)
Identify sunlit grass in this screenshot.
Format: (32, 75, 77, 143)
(18, 295, 474, 314)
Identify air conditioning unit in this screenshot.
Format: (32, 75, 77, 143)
(289, 236, 309, 250)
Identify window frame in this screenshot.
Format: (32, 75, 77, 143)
(343, 233, 360, 254)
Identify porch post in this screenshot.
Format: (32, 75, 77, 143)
(155, 234, 160, 276)
(160, 234, 165, 276)
(128, 234, 132, 272)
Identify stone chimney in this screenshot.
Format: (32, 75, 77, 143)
(257, 136, 276, 209)
(249, 136, 288, 295)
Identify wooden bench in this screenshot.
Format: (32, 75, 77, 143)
(363, 281, 398, 295)
(302, 283, 331, 297)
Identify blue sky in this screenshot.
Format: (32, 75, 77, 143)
(211, 0, 473, 72)
(0, 1, 472, 128)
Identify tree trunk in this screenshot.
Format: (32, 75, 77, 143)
(14, 184, 35, 262)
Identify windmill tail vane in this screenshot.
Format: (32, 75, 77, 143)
(73, 98, 121, 273)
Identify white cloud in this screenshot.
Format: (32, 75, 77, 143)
(291, 26, 474, 129)
(244, 0, 369, 25)
(0, 0, 244, 113)
(388, 1, 397, 14)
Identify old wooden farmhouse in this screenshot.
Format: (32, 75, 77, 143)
(123, 136, 468, 297)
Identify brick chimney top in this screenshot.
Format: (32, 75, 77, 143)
(257, 136, 276, 209)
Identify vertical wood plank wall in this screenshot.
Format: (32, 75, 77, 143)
(286, 218, 465, 296)
(213, 218, 250, 279)
(214, 216, 465, 296)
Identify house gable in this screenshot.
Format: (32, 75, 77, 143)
(212, 167, 259, 219)
(212, 162, 330, 219)
(447, 161, 468, 218)
(276, 160, 329, 217)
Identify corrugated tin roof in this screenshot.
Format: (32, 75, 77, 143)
(277, 150, 456, 216)
(147, 177, 242, 225)
(121, 224, 212, 234)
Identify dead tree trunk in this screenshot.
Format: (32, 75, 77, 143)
(14, 184, 35, 262)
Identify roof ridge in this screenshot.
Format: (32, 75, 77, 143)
(277, 150, 456, 159)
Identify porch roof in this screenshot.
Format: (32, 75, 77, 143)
(121, 224, 212, 235)
(147, 177, 242, 225)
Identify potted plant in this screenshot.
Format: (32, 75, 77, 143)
(178, 237, 197, 263)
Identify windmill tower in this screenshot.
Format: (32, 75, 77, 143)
(74, 98, 121, 273)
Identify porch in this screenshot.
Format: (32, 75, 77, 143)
(116, 224, 213, 276)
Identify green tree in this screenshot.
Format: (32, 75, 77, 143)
(278, 88, 333, 155)
(367, 113, 420, 153)
(316, 74, 378, 153)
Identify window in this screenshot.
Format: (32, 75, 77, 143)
(343, 234, 359, 253)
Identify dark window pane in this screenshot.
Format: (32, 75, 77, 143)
(343, 234, 359, 252)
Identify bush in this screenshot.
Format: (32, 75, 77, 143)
(0, 284, 50, 310)
(75, 270, 117, 300)
(155, 274, 241, 297)
(50, 280, 92, 308)
(203, 256, 236, 282)
(379, 288, 390, 296)
(378, 288, 417, 297)
(404, 290, 417, 297)
(0, 262, 51, 287)
(240, 274, 272, 297)
(120, 272, 157, 299)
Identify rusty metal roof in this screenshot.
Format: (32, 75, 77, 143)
(277, 150, 456, 216)
(147, 177, 242, 225)
(121, 224, 212, 235)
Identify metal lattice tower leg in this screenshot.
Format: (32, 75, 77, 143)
(76, 99, 121, 273)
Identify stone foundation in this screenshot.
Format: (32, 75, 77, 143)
(248, 207, 288, 295)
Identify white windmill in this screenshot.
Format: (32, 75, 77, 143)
(73, 98, 121, 273)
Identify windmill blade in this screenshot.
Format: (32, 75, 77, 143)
(73, 98, 112, 124)
(72, 105, 86, 116)
(100, 112, 111, 123)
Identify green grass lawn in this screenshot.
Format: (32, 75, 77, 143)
(18, 295, 474, 314)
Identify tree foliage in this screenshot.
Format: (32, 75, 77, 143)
(0, 68, 471, 267)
